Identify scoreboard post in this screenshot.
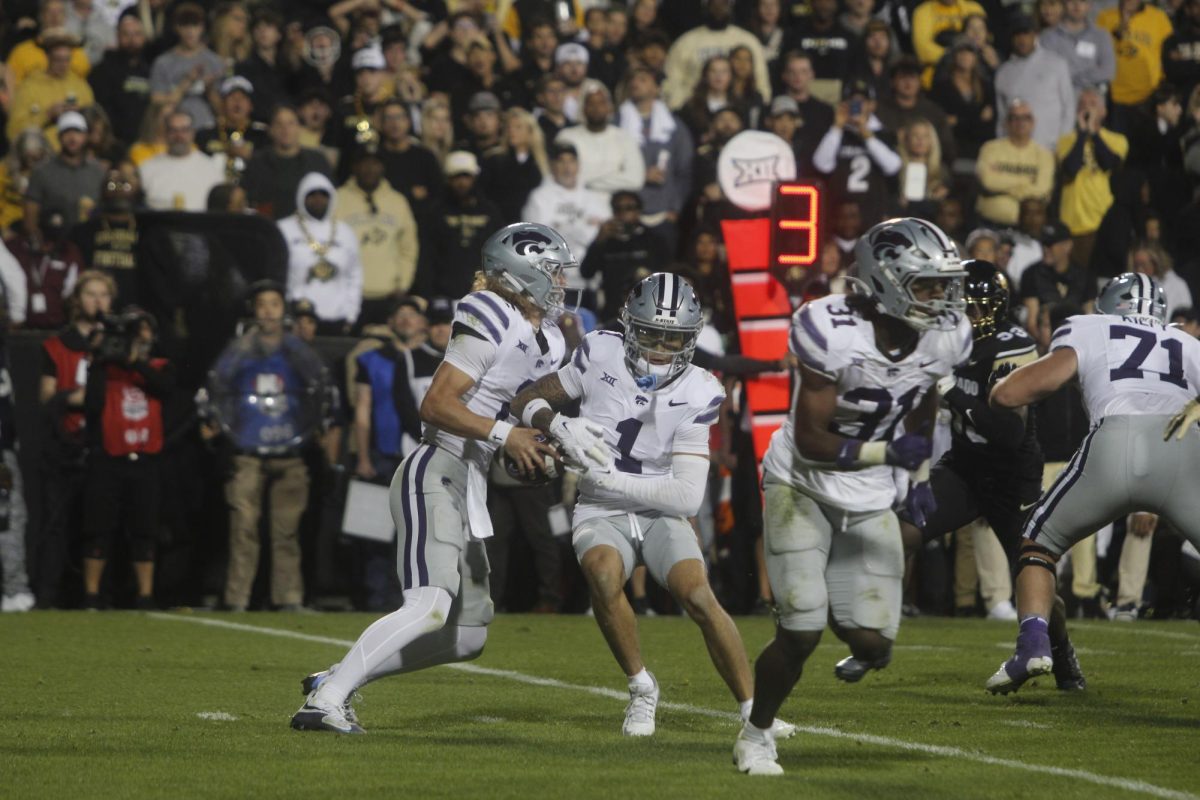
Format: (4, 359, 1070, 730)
(721, 181, 822, 460)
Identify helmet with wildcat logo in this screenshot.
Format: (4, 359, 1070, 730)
(851, 217, 967, 330)
(481, 222, 577, 319)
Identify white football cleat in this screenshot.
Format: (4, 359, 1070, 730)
(738, 704, 797, 740)
(291, 690, 364, 734)
(1, 591, 35, 613)
(622, 673, 659, 736)
(733, 725, 783, 776)
(769, 717, 797, 739)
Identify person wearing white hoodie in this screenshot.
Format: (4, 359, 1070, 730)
(279, 172, 363, 333)
(522, 141, 610, 269)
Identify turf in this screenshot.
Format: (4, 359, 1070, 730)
(3, 612, 1198, 799)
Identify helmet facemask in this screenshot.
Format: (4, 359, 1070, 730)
(620, 310, 699, 389)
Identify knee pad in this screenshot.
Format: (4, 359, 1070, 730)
(454, 625, 487, 661)
(402, 586, 454, 631)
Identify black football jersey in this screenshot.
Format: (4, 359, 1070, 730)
(947, 320, 1042, 477)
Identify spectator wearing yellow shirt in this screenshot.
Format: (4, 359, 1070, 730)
(1057, 89, 1128, 268)
(912, 0, 985, 78)
(975, 99, 1055, 226)
(1097, 0, 1173, 107)
(6, 30, 95, 149)
(6, 0, 91, 88)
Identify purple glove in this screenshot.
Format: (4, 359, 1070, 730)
(885, 432, 932, 471)
(906, 481, 937, 529)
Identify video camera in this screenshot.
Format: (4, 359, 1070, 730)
(93, 309, 154, 363)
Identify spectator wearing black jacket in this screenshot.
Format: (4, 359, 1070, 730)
(81, 307, 173, 610)
(87, 9, 151, 147)
(581, 191, 666, 323)
(417, 151, 504, 299)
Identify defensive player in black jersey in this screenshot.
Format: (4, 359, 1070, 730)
(836, 260, 1086, 693)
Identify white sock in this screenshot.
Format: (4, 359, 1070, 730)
(739, 699, 753, 720)
(628, 668, 655, 692)
(740, 719, 773, 742)
(316, 587, 451, 705)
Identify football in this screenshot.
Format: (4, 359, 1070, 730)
(492, 435, 560, 487)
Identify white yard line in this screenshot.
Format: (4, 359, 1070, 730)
(1069, 622, 1200, 642)
(147, 612, 1198, 800)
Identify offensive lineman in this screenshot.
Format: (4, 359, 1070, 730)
(987, 273, 1200, 693)
(291, 222, 609, 733)
(511, 273, 795, 739)
(735, 218, 972, 776)
(881, 261, 1084, 691)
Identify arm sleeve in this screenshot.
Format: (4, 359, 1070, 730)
(865, 134, 902, 175)
(442, 330, 499, 383)
(1091, 131, 1124, 171)
(812, 127, 843, 175)
(595, 452, 709, 516)
(1059, 132, 1087, 179)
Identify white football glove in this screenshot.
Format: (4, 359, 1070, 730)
(549, 414, 613, 469)
(1164, 398, 1200, 441)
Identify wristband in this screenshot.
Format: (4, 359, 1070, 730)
(521, 399, 552, 428)
(835, 439, 887, 468)
(488, 420, 514, 447)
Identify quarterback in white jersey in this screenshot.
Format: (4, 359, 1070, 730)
(291, 222, 607, 734)
(987, 272, 1200, 694)
(735, 217, 969, 777)
(513, 273, 795, 741)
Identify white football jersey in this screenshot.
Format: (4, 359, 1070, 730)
(1051, 313, 1200, 421)
(762, 295, 973, 512)
(557, 329, 725, 524)
(428, 290, 566, 471)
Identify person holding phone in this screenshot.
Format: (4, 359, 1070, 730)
(812, 78, 902, 226)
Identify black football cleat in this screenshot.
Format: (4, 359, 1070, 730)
(1051, 641, 1086, 691)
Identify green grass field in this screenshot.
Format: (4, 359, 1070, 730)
(4, 611, 1198, 799)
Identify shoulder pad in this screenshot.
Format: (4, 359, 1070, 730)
(455, 291, 516, 346)
(791, 296, 860, 378)
(570, 328, 624, 375)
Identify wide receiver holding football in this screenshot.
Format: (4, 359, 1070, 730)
(512, 273, 795, 740)
(735, 218, 971, 776)
(291, 222, 608, 733)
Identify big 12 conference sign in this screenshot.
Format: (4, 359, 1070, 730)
(716, 131, 797, 212)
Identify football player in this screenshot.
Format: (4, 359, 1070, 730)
(734, 217, 971, 776)
(511, 273, 795, 739)
(987, 273, 1200, 693)
(291, 222, 609, 733)
(866, 261, 1083, 691)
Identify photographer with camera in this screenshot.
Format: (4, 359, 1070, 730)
(81, 307, 173, 610)
(203, 281, 332, 612)
(36, 270, 114, 607)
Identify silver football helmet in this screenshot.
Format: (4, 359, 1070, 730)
(482, 222, 577, 319)
(851, 217, 967, 330)
(620, 272, 703, 389)
(1098, 272, 1167, 323)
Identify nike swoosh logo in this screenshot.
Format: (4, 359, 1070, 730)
(919, 360, 936, 368)
(1020, 501, 1038, 511)
(668, 400, 687, 407)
